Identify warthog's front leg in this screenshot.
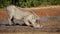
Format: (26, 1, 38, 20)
(24, 17, 31, 26)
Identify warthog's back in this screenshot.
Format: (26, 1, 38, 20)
(6, 5, 33, 19)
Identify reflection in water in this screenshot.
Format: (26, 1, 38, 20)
(0, 22, 9, 26)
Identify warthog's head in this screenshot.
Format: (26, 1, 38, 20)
(33, 17, 43, 28)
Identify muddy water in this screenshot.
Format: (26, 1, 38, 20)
(40, 16, 60, 22)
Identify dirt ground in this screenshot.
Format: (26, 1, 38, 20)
(0, 6, 60, 34)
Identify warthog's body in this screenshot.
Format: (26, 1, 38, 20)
(6, 5, 42, 28)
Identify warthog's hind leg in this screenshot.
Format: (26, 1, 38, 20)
(8, 18, 13, 26)
(8, 16, 14, 26)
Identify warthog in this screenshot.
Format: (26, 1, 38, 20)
(6, 5, 42, 28)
